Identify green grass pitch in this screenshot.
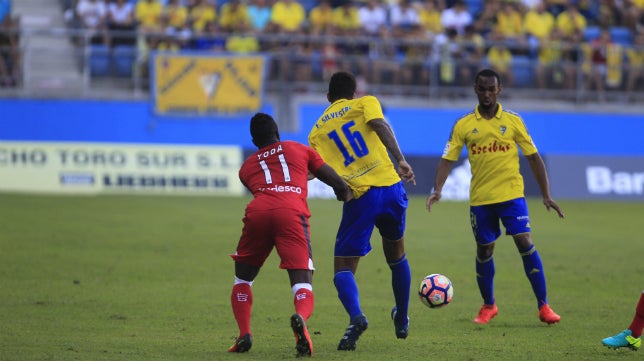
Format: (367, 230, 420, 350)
(0, 193, 642, 360)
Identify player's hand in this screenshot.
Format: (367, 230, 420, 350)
(337, 189, 354, 202)
(398, 160, 416, 185)
(426, 192, 441, 212)
(543, 198, 565, 218)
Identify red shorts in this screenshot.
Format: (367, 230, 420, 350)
(231, 207, 314, 270)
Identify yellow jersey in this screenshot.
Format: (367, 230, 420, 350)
(308, 96, 401, 198)
(135, 0, 163, 29)
(487, 46, 513, 72)
(442, 103, 538, 206)
(270, 1, 306, 32)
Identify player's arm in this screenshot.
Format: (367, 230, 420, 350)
(426, 158, 454, 212)
(368, 118, 416, 185)
(525, 152, 565, 218)
(314, 163, 354, 202)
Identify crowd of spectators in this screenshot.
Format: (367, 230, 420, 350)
(59, 0, 644, 96)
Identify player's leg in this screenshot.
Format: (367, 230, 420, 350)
(288, 270, 315, 357)
(334, 193, 376, 351)
(334, 256, 368, 351)
(470, 205, 501, 324)
(629, 290, 644, 339)
(229, 262, 260, 352)
(503, 198, 559, 324)
(228, 211, 274, 352)
(383, 237, 411, 339)
(602, 290, 644, 350)
(377, 182, 411, 339)
(274, 209, 317, 356)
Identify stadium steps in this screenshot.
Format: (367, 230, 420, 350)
(12, 0, 84, 93)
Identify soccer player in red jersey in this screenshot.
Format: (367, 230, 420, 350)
(602, 290, 644, 350)
(228, 112, 352, 357)
(426, 69, 565, 325)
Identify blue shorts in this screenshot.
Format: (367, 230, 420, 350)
(335, 181, 408, 257)
(469, 197, 531, 245)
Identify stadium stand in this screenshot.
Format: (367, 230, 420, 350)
(0, 0, 641, 103)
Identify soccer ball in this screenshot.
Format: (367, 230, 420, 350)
(418, 274, 454, 308)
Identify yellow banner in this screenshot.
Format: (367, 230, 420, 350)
(153, 53, 266, 115)
(0, 142, 244, 195)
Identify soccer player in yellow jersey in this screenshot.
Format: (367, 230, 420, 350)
(426, 69, 565, 326)
(308, 71, 416, 351)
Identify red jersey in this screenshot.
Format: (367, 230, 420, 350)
(239, 141, 325, 216)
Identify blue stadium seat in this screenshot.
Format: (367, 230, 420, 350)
(89, 45, 111, 77)
(464, 0, 483, 17)
(511, 55, 535, 88)
(610, 27, 633, 45)
(112, 45, 136, 77)
(300, 0, 317, 13)
(583, 26, 601, 41)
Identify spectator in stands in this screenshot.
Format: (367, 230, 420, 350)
(321, 39, 340, 80)
(163, 0, 189, 33)
(491, 2, 527, 54)
(617, 0, 642, 32)
(524, 1, 555, 58)
(486, 42, 514, 88)
(107, 0, 136, 47)
(458, 24, 484, 86)
(400, 36, 431, 88)
(535, 29, 572, 89)
(155, 33, 182, 52)
(332, 0, 361, 36)
(582, 28, 622, 101)
(418, 0, 444, 41)
(555, 1, 587, 76)
(472, 0, 500, 38)
(135, 0, 164, 32)
(369, 35, 402, 85)
(0, 0, 18, 87)
(555, 1, 586, 44)
(246, 0, 271, 32)
(431, 27, 461, 85)
(625, 31, 644, 97)
(192, 20, 226, 50)
(390, 0, 421, 38)
(309, 0, 335, 36)
(219, 0, 250, 33)
(76, 0, 108, 45)
(189, 0, 217, 35)
(336, 39, 370, 83)
(545, 0, 568, 16)
(440, 0, 472, 35)
(225, 19, 260, 53)
(596, 0, 620, 28)
(292, 41, 317, 83)
(268, 0, 306, 34)
(358, 0, 390, 38)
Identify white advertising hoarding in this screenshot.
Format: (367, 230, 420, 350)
(0, 142, 244, 195)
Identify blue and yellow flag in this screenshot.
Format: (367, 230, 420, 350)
(152, 53, 266, 116)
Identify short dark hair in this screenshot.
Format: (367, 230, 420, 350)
(475, 69, 501, 86)
(250, 112, 279, 146)
(328, 71, 356, 101)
